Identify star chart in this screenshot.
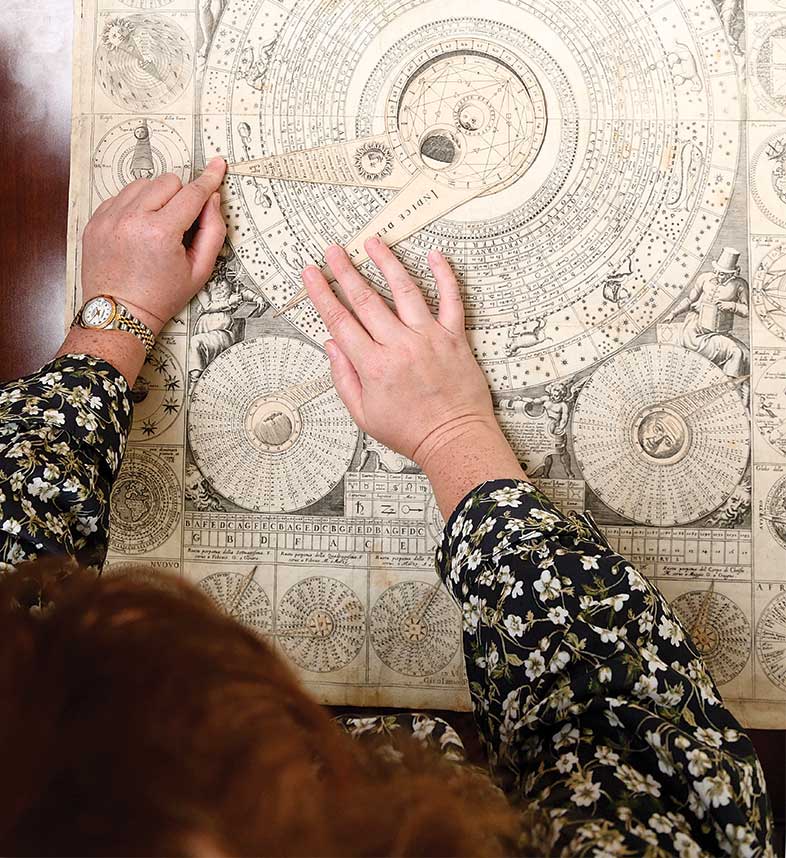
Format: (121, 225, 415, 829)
(572, 345, 750, 527)
(201, 0, 741, 390)
(68, 0, 786, 724)
(188, 337, 359, 513)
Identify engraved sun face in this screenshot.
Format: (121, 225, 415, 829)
(637, 411, 688, 461)
(83, 297, 115, 328)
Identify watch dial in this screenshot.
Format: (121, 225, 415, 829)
(83, 297, 114, 327)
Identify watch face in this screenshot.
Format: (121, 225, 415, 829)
(83, 297, 115, 328)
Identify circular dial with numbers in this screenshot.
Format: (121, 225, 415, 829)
(202, 0, 739, 391)
(370, 580, 460, 676)
(572, 345, 750, 526)
(276, 577, 367, 673)
(671, 589, 751, 685)
(109, 448, 181, 554)
(188, 337, 359, 513)
(756, 593, 786, 692)
(198, 570, 272, 634)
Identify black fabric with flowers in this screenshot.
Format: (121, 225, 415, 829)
(0, 355, 132, 570)
(437, 480, 775, 857)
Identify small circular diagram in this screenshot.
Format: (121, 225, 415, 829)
(276, 577, 366, 673)
(754, 359, 786, 459)
(671, 589, 751, 686)
(370, 580, 460, 676)
(764, 476, 786, 550)
(96, 14, 193, 111)
(753, 246, 786, 341)
(753, 21, 786, 115)
(93, 118, 192, 201)
(129, 342, 184, 442)
(188, 337, 359, 513)
(751, 132, 786, 231)
(120, 0, 174, 8)
(572, 345, 750, 526)
(109, 448, 180, 554)
(757, 593, 786, 692)
(198, 569, 272, 634)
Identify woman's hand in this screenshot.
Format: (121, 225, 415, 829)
(303, 240, 526, 517)
(80, 157, 228, 335)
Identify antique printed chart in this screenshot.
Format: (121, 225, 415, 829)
(66, 0, 786, 726)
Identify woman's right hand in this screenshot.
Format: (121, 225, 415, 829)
(303, 240, 526, 517)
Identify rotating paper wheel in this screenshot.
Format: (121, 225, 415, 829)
(188, 337, 359, 512)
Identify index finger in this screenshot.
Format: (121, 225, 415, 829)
(159, 157, 227, 230)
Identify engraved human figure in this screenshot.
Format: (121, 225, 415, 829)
(500, 381, 580, 479)
(188, 260, 269, 384)
(665, 247, 750, 378)
(130, 121, 155, 180)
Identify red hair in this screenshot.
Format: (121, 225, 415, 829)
(0, 561, 546, 856)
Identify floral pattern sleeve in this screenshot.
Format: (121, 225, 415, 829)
(437, 479, 776, 858)
(0, 355, 132, 570)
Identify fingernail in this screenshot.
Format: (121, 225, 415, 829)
(325, 340, 338, 361)
(209, 156, 226, 169)
(366, 236, 381, 249)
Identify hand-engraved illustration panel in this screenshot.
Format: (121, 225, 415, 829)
(66, 0, 786, 725)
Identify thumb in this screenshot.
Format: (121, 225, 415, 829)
(325, 340, 364, 423)
(188, 193, 227, 287)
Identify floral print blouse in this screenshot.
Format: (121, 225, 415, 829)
(0, 355, 776, 857)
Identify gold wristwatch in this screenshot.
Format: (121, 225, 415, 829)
(73, 295, 156, 357)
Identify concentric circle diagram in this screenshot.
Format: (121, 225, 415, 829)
(764, 477, 786, 551)
(753, 246, 786, 341)
(93, 118, 192, 201)
(752, 21, 786, 115)
(202, 0, 740, 391)
(371, 581, 460, 676)
(188, 337, 359, 513)
(757, 593, 786, 692)
(109, 448, 180, 554)
(671, 589, 751, 686)
(96, 14, 193, 111)
(276, 577, 366, 672)
(572, 345, 751, 527)
(755, 359, 786, 459)
(129, 342, 184, 442)
(198, 570, 272, 634)
(751, 132, 786, 231)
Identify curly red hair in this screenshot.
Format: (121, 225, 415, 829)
(0, 561, 546, 856)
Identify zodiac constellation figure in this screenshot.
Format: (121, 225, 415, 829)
(506, 317, 551, 356)
(667, 141, 704, 212)
(667, 44, 704, 92)
(96, 14, 193, 112)
(198, 0, 226, 59)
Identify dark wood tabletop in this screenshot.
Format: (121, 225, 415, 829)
(0, 1, 783, 842)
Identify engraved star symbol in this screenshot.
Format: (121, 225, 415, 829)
(162, 398, 180, 415)
(164, 377, 181, 392)
(141, 420, 158, 437)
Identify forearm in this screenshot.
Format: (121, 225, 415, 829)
(419, 421, 527, 520)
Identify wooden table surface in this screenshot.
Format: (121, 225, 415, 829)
(0, 1, 783, 842)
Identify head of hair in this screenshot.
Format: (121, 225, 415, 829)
(0, 560, 544, 856)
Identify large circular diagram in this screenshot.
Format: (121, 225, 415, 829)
(202, 0, 740, 391)
(96, 14, 193, 111)
(671, 589, 751, 686)
(109, 448, 180, 554)
(276, 577, 367, 672)
(764, 477, 786, 551)
(573, 345, 750, 527)
(188, 337, 359, 513)
(370, 581, 460, 676)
